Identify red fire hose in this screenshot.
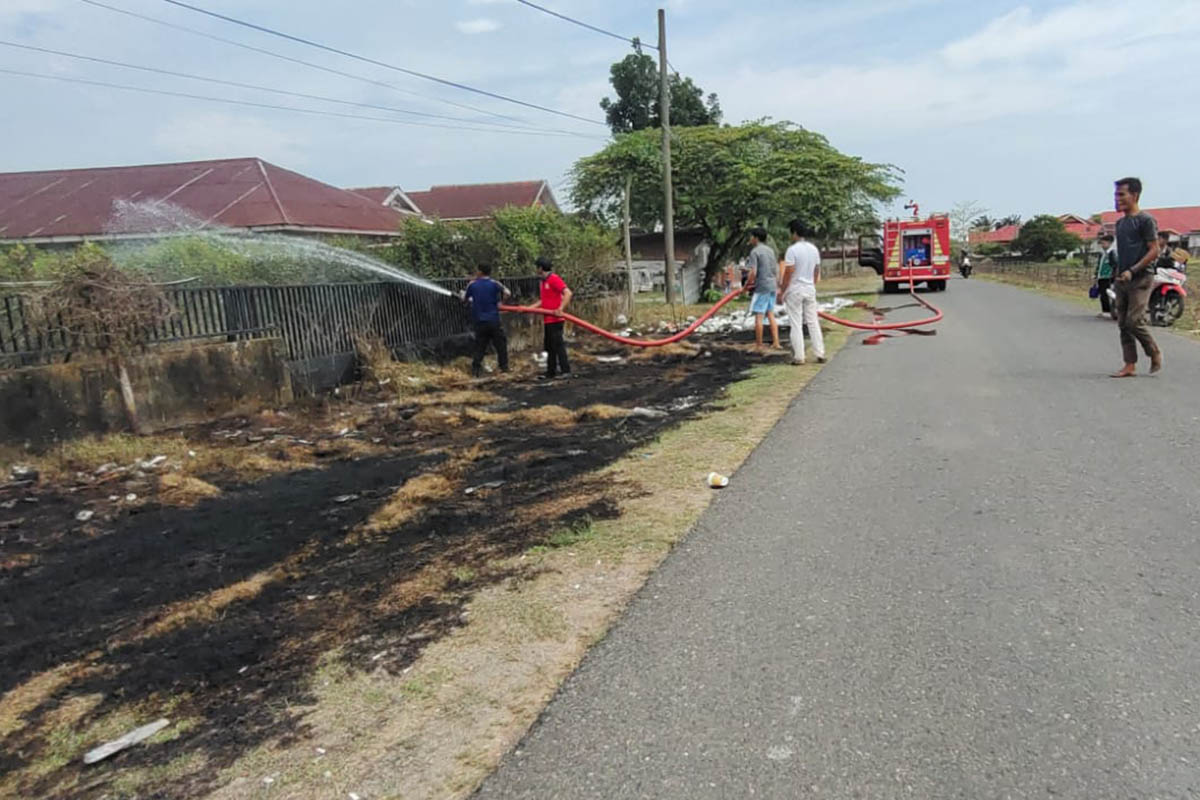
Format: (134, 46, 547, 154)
(499, 279, 942, 347)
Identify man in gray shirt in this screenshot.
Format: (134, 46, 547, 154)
(1110, 177, 1163, 378)
(746, 226, 781, 350)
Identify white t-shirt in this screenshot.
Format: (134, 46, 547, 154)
(783, 240, 820, 296)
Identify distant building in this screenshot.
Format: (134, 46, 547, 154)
(968, 214, 1104, 250)
(350, 180, 559, 222)
(0, 157, 406, 246)
(969, 208, 1200, 257)
(1097, 206, 1200, 255)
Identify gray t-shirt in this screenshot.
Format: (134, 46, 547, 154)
(1115, 211, 1158, 274)
(748, 243, 779, 294)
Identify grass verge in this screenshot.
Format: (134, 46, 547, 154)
(204, 314, 865, 800)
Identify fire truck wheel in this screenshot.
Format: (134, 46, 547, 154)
(882, 281, 897, 294)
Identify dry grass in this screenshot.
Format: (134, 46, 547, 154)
(462, 405, 577, 428)
(360, 473, 456, 535)
(413, 390, 503, 407)
(0, 661, 100, 739)
(357, 337, 473, 395)
(575, 404, 631, 422)
(0, 433, 313, 485)
(157, 473, 221, 507)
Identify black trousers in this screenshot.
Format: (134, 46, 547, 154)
(1097, 277, 1113, 313)
(472, 321, 508, 376)
(543, 321, 570, 377)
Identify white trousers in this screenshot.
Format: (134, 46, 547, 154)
(785, 284, 824, 362)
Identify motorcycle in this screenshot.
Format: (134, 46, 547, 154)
(959, 260, 973, 279)
(1106, 264, 1187, 326)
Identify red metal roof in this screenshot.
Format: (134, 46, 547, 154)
(403, 180, 557, 220)
(0, 157, 404, 243)
(347, 186, 396, 205)
(1098, 206, 1200, 235)
(968, 214, 1104, 246)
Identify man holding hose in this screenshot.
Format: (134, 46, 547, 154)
(531, 256, 573, 381)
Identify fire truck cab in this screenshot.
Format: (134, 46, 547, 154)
(858, 211, 953, 294)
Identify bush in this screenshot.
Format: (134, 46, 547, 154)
(384, 206, 619, 286)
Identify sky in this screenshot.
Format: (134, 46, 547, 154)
(2, 0, 1198, 223)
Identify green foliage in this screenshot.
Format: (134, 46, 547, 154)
(570, 121, 901, 285)
(1013, 215, 1083, 261)
(994, 214, 1022, 230)
(384, 206, 619, 287)
(599, 49, 721, 135)
(975, 242, 1007, 257)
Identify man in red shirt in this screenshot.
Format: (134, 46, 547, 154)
(530, 256, 573, 380)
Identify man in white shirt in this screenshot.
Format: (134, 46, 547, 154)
(777, 218, 825, 365)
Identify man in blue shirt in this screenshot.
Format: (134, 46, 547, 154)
(462, 264, 511, 378)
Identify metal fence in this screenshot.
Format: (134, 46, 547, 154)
(978, 259, 1096, 289)
(0, 275, 549, 369)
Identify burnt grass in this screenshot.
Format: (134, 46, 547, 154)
(0, 342, 760, 799)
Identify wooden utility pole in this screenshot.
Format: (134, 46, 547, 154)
(623, 173, 635, 307)
(658, 8, 676, 304)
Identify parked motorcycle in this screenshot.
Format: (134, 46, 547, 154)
(1106, 265, 1187, 326)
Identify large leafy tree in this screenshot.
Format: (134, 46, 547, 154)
(1013, 215, 1082, 261)
(599, 47, 721, 135)
(570, 122, 901, 287)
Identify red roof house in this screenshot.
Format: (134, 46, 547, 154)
(968, 214, 1104, 248)
(0, 157, 405, 244)
(1097, 206, 1200, 239)
(372, 180, 559, 221)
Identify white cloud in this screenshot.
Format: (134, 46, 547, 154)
(455, 17, 501, 34)
(711, 0, 1200, 134)
(152, 112, 309, 167)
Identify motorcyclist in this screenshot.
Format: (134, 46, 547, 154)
(959, 250, 972, 278)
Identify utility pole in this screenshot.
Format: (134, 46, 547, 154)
(623, 173, 635, 308)
(658, 8, 676, 305)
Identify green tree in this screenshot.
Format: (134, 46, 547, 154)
(995, 214, 1022, 230)
(1013, 215, 1082, 261)
(570, 122, 901, 287)
(971, 214, 994, 230)
(385, 206, 618, 288)
(599, 46, 721, 135)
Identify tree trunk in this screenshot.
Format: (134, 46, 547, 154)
(623, 173, 634, 308)
(112, 355, 143, 434)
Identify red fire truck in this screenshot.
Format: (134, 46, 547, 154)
(858, 204, 953, 293)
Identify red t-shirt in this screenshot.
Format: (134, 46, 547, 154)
(539, 272, 567, 323)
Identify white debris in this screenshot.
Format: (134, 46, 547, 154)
(595, 355, 623, 364)
(0, 500, 16, 510)
(75, 510, 95, 522)
(124, 493, 138, 503)
(83, 719, 170, 764)
(464, 480, 505, 495)
(630, 407, 668, 419)
(333, 494, 360, 504)
(614, 313, 628, 326)
(137, 455, 168, 471)
(263, 776, 275, 785)
(94, 463, 119, 475)
(10, 465, 38, 483)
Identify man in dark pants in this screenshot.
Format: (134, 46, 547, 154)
(461, 264, 510, 378)
(1110, 177, 1162, 378)
(531, 256, 573, 380)
(1095, 232, 1116, 318)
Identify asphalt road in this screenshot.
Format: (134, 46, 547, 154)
(477, 279, 1200, 800)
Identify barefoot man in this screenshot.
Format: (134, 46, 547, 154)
(746, 226, 781, 351)
(1111, 177, 1163, 378)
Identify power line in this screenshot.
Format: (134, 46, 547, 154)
(513, 0, 640, 45)
(77, 0, 527, 126)
(0, 39, 595, 138)
(0, 68, 607, 139)
(155, 0, 607, 127)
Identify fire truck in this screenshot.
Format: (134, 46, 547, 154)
(858, 202, 953, 293)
